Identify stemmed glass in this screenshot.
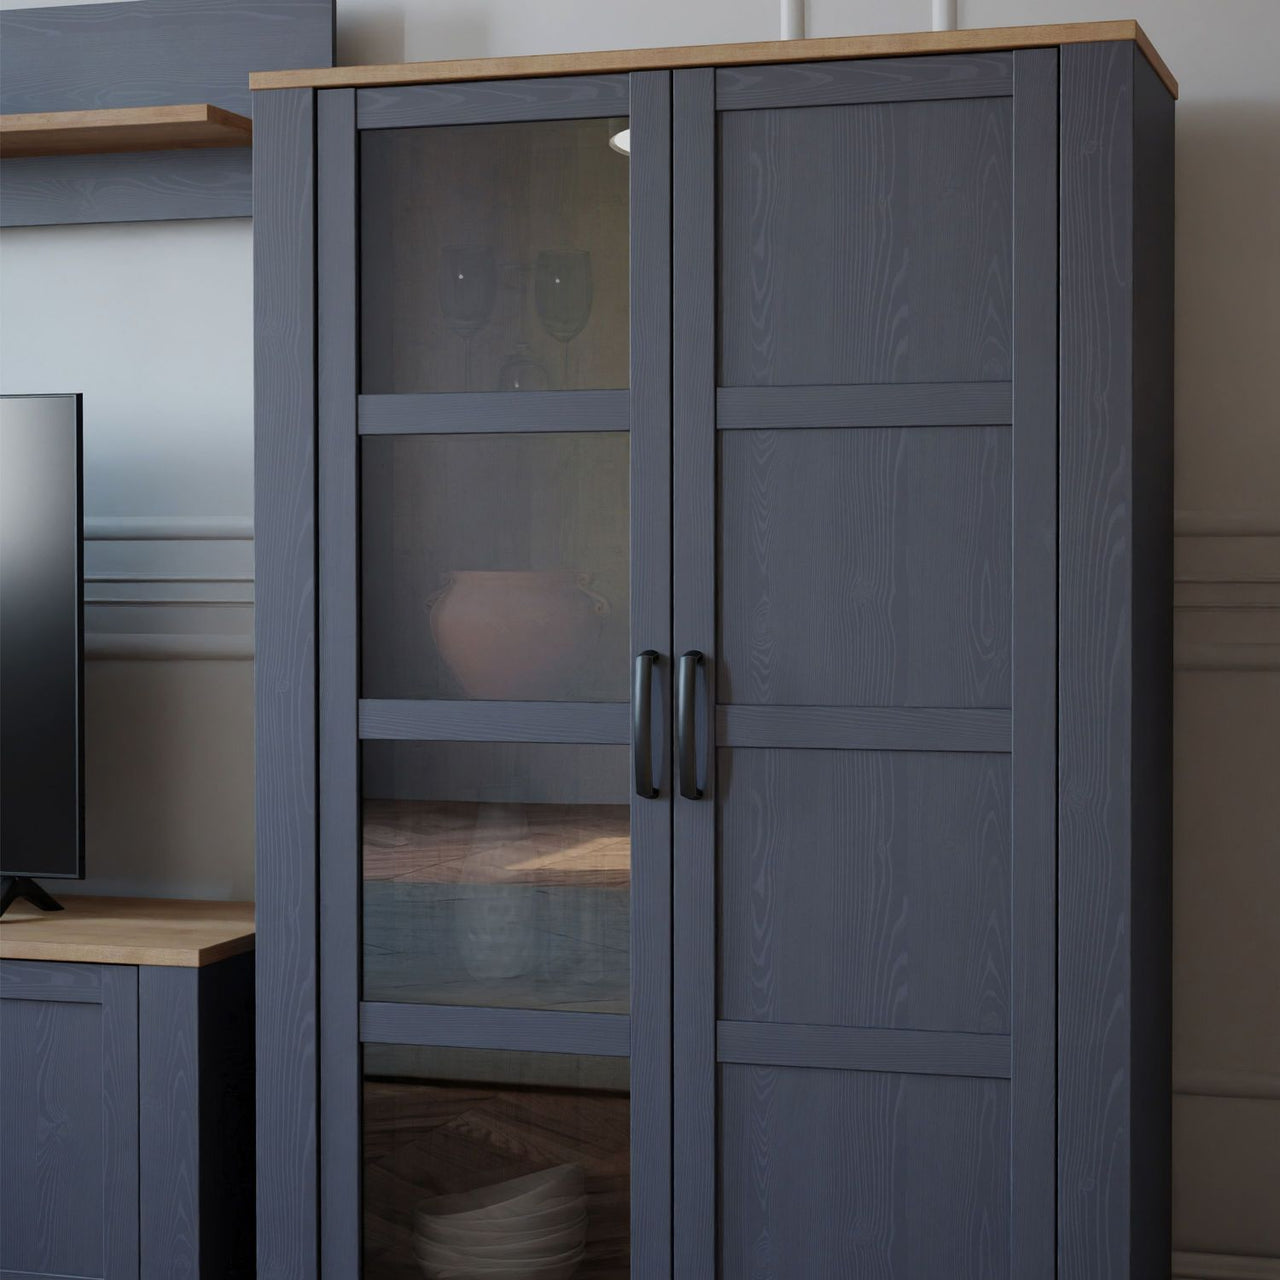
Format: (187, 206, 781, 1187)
(438, 245, 497, 391)
(534, 249, 593, 389)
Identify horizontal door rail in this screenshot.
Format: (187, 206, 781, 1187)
(356, 74, 630, 129)
(359, 698, 630, 744)
(717, 704, 1012, 752)
(0, 959, 104, 1003)
(715, 51, 1012, 111)
(361, 1002, 632, 1057)
(358, 390, 631, 435)
(716, 382, 1013, 430)
(716, 1020, 1011, 1079)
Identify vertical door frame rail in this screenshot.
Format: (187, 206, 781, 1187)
(301, 70, 673, 1276)
(672, 48, 1060, 1277)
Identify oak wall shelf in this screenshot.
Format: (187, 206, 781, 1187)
(0, 104, 252, 159)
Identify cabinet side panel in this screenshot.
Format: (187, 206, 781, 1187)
(1130, 46, 1175, 1280)
(254, 85, 319, 1280)
(101, 964, 140, 1280)
(1058, 41, 1135, 1280)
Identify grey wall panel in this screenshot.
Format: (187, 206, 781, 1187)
(718, 95, 1012, 386)
(0, 0, 332, 117)
(253, 85, 318, 1280)
(717, 426, 1012, 708)
(718, 748, 1010, 1034)
(719, 1066, 1010, 1280)
(0, 149, 251, 228)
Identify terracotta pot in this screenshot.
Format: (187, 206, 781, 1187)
(429, 570, 609, 700)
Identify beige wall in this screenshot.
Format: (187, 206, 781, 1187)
(1, 0, 1276, 1271)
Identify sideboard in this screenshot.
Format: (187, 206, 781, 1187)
(0, 896, 255, 1278)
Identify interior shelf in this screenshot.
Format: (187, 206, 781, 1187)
(0, 104, 252, 159)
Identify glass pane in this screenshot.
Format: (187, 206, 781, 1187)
(362, 117, 630, 393)
(362, 432, 629, 702)
(363, 741, 630, 1013)
(364, 1044, 629, 1279)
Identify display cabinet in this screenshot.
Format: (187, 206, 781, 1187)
(253, 21, 1175, 1280)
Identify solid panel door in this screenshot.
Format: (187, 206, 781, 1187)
(0, 960, 139, 1280)
(673, 51, 1058, 1278)
(316, 72, 671, 1279)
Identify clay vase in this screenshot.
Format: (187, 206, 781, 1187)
(429, 570, 609, 700)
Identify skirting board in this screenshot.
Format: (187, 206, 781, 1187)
(1173, 1253, 1280, 1280)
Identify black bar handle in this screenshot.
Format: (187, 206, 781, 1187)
(678, 650, 704, 800)
(633, 650, 659, 798)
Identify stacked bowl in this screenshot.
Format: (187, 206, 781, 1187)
(413, 1164, 588, 1280)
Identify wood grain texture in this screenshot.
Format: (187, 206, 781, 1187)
(1058, 40, 1172, 1279)
(358, 391, 630, 434)
(716, 1021, 1011, 1078)
(716, 382, 1012, 429)
(718, 427, 1011, 707)
(719, 1066, 1010, 1279)
(715, 51, 1011, 110)
(359, 698, 629, 744)
(718, 95, 1011, 387)
(249, 22, 1177, 98)
(0, 960, 138, 1279)
(316, 85, 361, 1280)
(253, 85, 318, 1280)
(0, 147, 251, 227)
(0, 895, 255, 967)
(357, 74, 628, 129)
(717, 704, 1011, 752)
(0, 104, 251, 158)
(718, 748, 1010, 1034)
(626, 68, 673, 1279)
(670, 66, 717, 1280)
(360, 1001, 631, 1056)
(1009, 46, 1059, 1278)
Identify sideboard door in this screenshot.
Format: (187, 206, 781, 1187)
(672, 49, 1059, 1279)
(0, 959, 139, 1279)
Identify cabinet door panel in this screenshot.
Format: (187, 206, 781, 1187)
(718, 426, 1011, 708)
(720, 1066, 1010, 1280)
(719, 96, 1012, 387)
(718, 747, 1010, 1034)
(0, 960, 139, 1280)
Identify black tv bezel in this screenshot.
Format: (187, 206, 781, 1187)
(0, 392, 85, 882)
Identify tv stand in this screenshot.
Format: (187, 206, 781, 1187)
(0, 876, 64, 917)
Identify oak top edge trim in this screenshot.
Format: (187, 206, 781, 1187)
(0, 895, 255, 968)
(0, 104, 253, 159)
(249, 20, 1177, 99)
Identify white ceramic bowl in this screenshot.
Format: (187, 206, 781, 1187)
(417, 1165, 584, 1223)
(416, 1210, 587, 1251)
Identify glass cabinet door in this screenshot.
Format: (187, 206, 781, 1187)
(318, 72, 670, 1280)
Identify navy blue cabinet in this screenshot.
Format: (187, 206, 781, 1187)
(0, 916, 254, 1279)
(254, 23, 1174, 1280)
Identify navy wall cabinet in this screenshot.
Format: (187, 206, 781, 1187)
(0, 949, 254, 1278)
(254, 26, 1174, 1280)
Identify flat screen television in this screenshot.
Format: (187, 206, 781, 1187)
(0, 393, 84, 915)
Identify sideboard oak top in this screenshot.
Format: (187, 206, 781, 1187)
(249, 20, 1177, 99)
(0, 895, 254, 967)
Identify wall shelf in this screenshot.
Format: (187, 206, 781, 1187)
(0, 103, 251, 159)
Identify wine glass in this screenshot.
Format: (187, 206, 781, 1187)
(438, 245, 497, 391)
(534, 249, 593, 389)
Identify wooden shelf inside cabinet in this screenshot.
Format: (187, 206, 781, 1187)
(0, 104, 252, 159)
